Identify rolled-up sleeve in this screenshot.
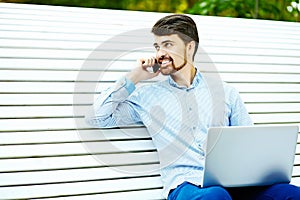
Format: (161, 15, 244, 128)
(85, 76, 142, 128)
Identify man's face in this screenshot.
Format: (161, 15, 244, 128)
(153, 34, 187, 75)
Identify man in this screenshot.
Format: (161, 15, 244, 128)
(86, 14, 300, 199)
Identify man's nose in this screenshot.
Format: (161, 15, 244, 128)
(156, 48, 167, 58)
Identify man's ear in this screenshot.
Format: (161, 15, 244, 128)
(187, 41, 196, 57)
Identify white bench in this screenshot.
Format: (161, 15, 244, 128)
(0, 2, 300, 199)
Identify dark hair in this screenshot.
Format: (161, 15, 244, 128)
(151, 14, 199, 60)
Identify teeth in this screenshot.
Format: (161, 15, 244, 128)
(162, 60, 171, 64)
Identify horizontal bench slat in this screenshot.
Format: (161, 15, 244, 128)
(39, 188, 164, 200)
(296, 146, 300, 155)
(293, 167, 300, 179)
(0, 176, 163, 199)
(0, 164, 160, 187)
(0, 58, 87, 70)
(0, 48, 152, 60)
(291, 177, 300, 186)
(0, 70, 125, 82)
(0, 82, 112, 93)
(0, 152, 158, 172)
(0, 106, 86, 118)
(241, 93, 300, 103)
(231, 83, 300, 93)
(203, 55, 300, 65)
(0, 19, 141, 33)
(201, 46, 300, 57)
(0, 28, 125, 41)
(0, 48, 93, 59)
(0, 37, 98, 49)
(0, 10, 157, 27)
(251, 113, 300, 123)
(0, 140, 156, 159)
(220, 73, 300, 83)
(246, 103, 300, 113)
(0, 117, 89, 131)
(294, 155, 300, 165)
(0, 94, 90, 105)
(202, 40, 300, 51)
(0, 128, 151, 145)
(215, 64, 300, 73)
(253, 121, 300, 126)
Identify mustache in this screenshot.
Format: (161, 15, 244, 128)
(157, 55, 173, 64)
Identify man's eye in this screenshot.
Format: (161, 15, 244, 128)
(165, 43, 172, 48)
(154, 46, 160, 51)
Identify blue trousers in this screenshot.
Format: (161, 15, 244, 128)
(167, 181, 300, 200)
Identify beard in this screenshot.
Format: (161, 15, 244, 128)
(158, 50, 187, 75)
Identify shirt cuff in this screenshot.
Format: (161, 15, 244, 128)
(115, 76, 136, 95)
(124, 77, 136, 94)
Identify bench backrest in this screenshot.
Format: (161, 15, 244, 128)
(0, 3, 299, 199)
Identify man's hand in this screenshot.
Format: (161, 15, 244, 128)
(125, 57, 160, 85)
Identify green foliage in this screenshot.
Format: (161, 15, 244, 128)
(1, 0, 299, 22)
(188, 0, 299, 22)
(189, 0, 254, 18)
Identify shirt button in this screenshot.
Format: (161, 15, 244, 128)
(189, 107, 192, 111)
(192, 126, 196, 130)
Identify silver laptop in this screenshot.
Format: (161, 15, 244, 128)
(203, 125, 299, 188)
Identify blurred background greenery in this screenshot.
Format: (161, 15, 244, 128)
(1, 0, 300, 22)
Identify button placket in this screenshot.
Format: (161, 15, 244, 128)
(185, 91, 198, 134)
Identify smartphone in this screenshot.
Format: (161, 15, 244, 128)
(152, 60, 160, 73)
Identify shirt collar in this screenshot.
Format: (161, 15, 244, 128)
(168, 67, 202, 90)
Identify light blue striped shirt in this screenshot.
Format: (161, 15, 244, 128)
(86, 69, 253, 198)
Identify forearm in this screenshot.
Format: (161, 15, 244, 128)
(85, 77, 136, 128)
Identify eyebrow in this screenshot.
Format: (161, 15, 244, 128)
(153, 40, 174, 46)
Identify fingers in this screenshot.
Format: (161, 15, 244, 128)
(127, 57, 160, 84)
(139, 57, 156, 69)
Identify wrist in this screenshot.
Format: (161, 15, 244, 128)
(125, 72, 140, 85)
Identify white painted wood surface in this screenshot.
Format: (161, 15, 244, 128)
(0, 2, 299, 199)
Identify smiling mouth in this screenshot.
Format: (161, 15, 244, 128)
(158, 56, 173, 68)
